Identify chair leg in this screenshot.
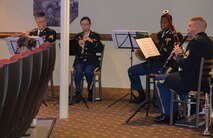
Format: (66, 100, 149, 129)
(92, 76, 96, 102)
(70, 73, 74, 102)
(50, 73, 55, 97)
(187, 95, 191, 116)
(153, 79, 156, 100)
(183, 96, 187, 117)
(170, 91, 174, 125)
(196, 92, 200, 128)
(44, 87, 48, 101)
(81, 76, 84, 96)
(152, 78, 158, 106)
(98, 74, 102, 100)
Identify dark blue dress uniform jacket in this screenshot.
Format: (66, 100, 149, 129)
(165, 32, 213, 94)
(73, 31, 104, 68)
(29, 27, 57, 43)
(155, 30, 183, 73)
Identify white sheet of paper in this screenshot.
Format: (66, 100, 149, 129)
(136, 37, 160, 59)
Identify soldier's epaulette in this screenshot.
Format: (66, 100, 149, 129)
(44, 27, 51, 31)
(92, 31, 99, 35)
(50, 28, 55, 32)
(30, 28, 38, 32)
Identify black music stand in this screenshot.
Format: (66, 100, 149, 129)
(125, 37, 160, 123)
(108, 30, 148, 107)
(69, 39, 89, 109)
(126, 58, 151, 122)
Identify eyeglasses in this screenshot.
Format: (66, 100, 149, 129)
(81, 23, 90, 26)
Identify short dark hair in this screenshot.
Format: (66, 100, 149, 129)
(33, 11, 46, 18)
(80, 16, 91, 24)
(161, 14, 172, 21)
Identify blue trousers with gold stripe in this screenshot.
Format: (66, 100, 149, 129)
(155, 74, 178, 115)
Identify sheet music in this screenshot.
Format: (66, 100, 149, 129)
(136, 37, 160, 59)
(5, 36, 44, 54)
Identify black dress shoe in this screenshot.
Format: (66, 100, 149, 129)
(72, 95, 81, 103)
(88, 90, 93, 101)
(131, 94, 146, 103)
(154, 113, 182, 124)
(173, 112, 184, 123)
(154, 114, 170, 123)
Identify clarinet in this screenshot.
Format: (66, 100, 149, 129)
(158, 35, 188, 74)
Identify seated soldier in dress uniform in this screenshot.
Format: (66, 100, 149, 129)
(154, 17, 213, 123)
(72, 16, 104, 103)
(16, 35, 37, 54)
(128, 13, 183, 103)
(23, 11, 56, 43)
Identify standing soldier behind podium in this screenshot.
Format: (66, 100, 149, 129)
(128, 13, 183, 103)
(23, 11, 57, 44)
(72, 16, 103, 103)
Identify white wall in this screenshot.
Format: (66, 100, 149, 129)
(1, 0, 213, 88)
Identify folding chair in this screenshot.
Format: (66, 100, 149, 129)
(170, 58, 213, 128)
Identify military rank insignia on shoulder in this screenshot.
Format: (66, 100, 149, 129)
(29, 28, 38, 36)
(194, 34, 203, 41)
(194, 35, 199, 40)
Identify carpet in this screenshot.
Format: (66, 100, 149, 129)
(22, 118, 56, 138)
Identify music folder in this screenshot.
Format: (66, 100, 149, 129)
(5, 36, 44, 55)
(136, 37, 160, 59)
